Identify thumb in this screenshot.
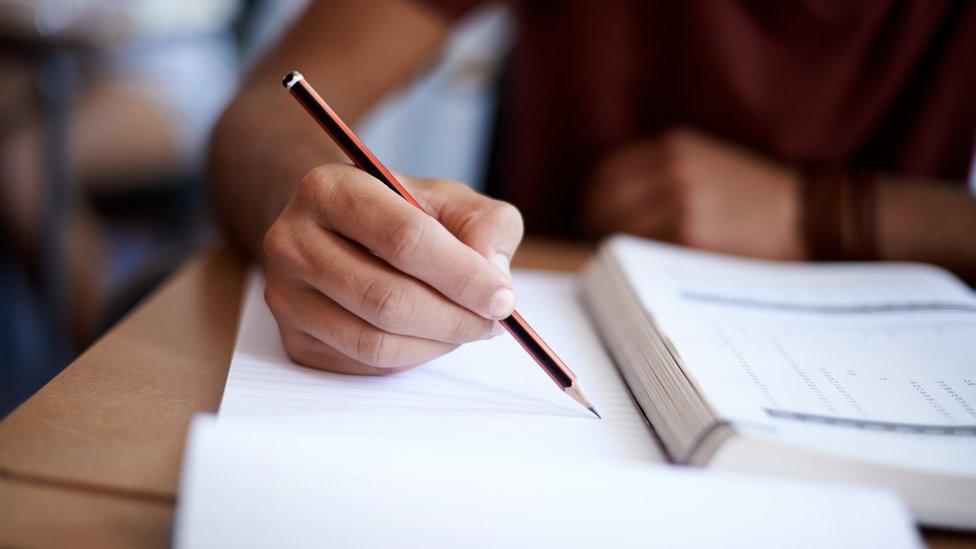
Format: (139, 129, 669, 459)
(404, 176, 524, 277)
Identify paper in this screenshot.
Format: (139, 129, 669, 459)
(179, 263, 922, 549)
(607, 236, 976, 474)
(175, 415, 922, 549)
(220, 269, 661, 463)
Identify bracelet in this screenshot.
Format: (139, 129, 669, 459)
(801, 171, 878, 260)
(801, 171, 844, 260)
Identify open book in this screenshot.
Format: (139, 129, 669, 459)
(583, 236, 976, 529)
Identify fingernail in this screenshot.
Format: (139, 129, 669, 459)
(492, 253, 511, 278)
(488, 288, 516, 319)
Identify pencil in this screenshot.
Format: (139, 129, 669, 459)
(282, 70, 600, 419)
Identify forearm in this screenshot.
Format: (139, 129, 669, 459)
(210, 85, 337, 260)
(208, 0, 450, 259)
(877, 177, 976, 280)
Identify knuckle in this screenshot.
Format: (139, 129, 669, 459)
(456, 200, 524, 248)
(263, 284, 282, 313)
(430, 178, 465, 193)
(387, 217, 427, 264)
(360, 277, 411, 329)
(490, 201, 524, 238)
(354, 326, 400, 368)
(457, 206, 524, 272)
(428, 178, 474, 202)
(262, 223, 286, 259)
(297, 167, 330, 201)
(263, 223, 303, 271)
(279, 329, 315, 366)
(297, 164, 348, 209)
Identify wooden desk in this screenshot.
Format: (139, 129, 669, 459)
(0, 240, 971, 547)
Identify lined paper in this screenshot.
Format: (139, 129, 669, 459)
(176, 415, 922, 549)
(220, 269, 662, 463)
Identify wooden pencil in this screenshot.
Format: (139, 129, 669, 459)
(282, 70, 600, 418)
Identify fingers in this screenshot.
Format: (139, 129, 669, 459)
(584, 173, 676, 237)
(583, 136, 686, 239)
(625, 205, 678, 241)
(267, 217, 500, 344)
(278, 328, 410, 375)
(408, 177, 524, 274)
(264, 163, 522, 376)
(584, 175, 654, 234)
(267, 278, 459, 371)
(299, 165, 517, 320)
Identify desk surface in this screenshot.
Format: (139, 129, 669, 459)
(0, 240, 971, 548)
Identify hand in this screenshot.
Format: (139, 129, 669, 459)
(263, 164, 523, 374)
(582, 128, 805, 260)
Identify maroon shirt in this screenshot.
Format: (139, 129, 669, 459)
(422, 0, 976, 236)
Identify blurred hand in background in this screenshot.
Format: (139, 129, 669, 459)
(582, 128, 804, 261)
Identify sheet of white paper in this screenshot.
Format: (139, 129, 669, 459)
(608, 236, 976, 474)
(220, 269, 661, 463)
(175, 415, 922, 549)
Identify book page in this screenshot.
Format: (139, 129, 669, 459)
(608, 236, 976, 474)
(220, 269, 661, 463)
(176, 415, 922, 549)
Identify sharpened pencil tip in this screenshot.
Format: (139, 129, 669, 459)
(565, 381, 599, 418)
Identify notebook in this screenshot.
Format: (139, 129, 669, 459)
(583, 236, 976, 529)
(175, 415, 920, 548)
(175, 268, 922, 548)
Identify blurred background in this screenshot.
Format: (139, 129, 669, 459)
(0, 0, 513, 415)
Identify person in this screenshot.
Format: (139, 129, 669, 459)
(210, 0, 976, 376)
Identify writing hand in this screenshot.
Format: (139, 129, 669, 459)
(263, 165, 523, 374)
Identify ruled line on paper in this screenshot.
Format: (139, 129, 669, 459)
(219, 269, 664, 464)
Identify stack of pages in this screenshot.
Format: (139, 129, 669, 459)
(583, 236, 976, 528)
(175, 234, 976, 546)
